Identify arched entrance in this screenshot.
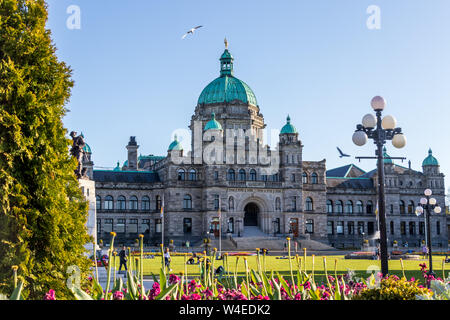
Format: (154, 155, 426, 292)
(244, 203, 259, 226)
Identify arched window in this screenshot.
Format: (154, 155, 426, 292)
(117, 196, 126, 210)
(238, 169, 246, 181)
(356, 201, 363, 214)
(345, 200, 353, 214)
(177, 169, 185, 181)
(311, 173, 318, 184)
(142, 196, 150, 211)
(305, 197, 313, 211)
(183, 194, 192, 209)
(399, 200, 405, 214)
(229, 196, 234, 211)
(302, 172, 308, 184)
(227, 169, 235, 181)
(366, 201, 373, 214)
(292, 197, 297, 211)
(335, 200, 343, 214)
(275, 197, 281, 211)
(250, 169, 257, 181)
(408, 201, 414, 214)
(129, 196, 138, 210)
(188, 169, 197, 181)
(96, 196, 101, 210)
(105, 196, 114, 210)
(327, 200, 333, 214)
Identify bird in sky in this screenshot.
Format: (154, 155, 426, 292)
(337, 147, 350, 158)
(182, 26, 203, 39)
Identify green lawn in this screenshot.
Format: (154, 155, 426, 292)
(109, 254, 450, 286)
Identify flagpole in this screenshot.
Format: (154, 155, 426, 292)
(219, 197, 222, 258)
(161, 195, 164, 248)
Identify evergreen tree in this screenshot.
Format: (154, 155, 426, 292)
(0, 0, 92, 299)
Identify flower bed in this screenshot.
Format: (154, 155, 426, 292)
(4, 234, 449, 301)
(345, 251, 376, 260)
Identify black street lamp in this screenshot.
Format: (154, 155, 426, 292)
(352, 96, 407, 276)
(415, 189, 442, 282)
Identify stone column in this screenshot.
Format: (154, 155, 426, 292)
(79, 178, 97, 253)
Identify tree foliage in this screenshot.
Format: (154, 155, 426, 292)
(0, 0, 92, 299)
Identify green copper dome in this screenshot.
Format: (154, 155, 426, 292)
(280, 115, 298, 134)
(204, 112, 223, 131)
(168, 135, 183, 151)
(198, 43, 258, 106)
(422, 148, 439, 166)
(383, 146, 393, 164)
(113, 161, 121, 171)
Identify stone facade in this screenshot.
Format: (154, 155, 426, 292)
(86, 45, 448, 250)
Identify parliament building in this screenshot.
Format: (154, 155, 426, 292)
(82, 43, 448, 250)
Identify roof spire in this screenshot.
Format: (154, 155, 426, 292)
(220, 39, 234, 77)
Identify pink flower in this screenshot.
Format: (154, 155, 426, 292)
(190, 293, 202, 300)
(113, 291, 124, 300)
(169, 274, 180, 285)
(44, 289, 56, 300)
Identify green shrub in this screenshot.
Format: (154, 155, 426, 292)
(354, 276, 430, 300)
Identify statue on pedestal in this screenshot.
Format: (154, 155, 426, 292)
(70, 131, 87, 179)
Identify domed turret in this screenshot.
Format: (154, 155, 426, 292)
(197, 39, 258, 106)
(422, 148, 439, 166)
(204, 112, 223, 131)
(168, 135, 183, 152)
(280, 115, 298, 134)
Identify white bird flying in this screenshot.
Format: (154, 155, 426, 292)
(182, 25, 203, 39)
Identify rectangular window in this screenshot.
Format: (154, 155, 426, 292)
(140, 219, 150, 234)
(97, 219, 101, 234)
(214, 171, 219, 181)
(400, 222, 406, 235)
(390, 221, 394, 235)
(348, 221, 355, 235)
(409, 222, 415, 235)
(327, 221, 334, 235)
(367, 222, 375, 235)
(436, 221, 440, 235)
(104, 219, 113, 233)
(128, 219, 138, 233)
(116, 219, 125, 233)
(337, 222, 344, 235)
(305, 219, 314, 234)
(183, 218, 192, 234)
(419, 222, 425, 235)
(357, 222, 364, 235)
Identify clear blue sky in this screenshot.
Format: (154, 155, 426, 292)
(46, 0, 450, 198)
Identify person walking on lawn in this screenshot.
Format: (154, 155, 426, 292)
(118, 246, 128, 273)
(164, 247, 172, 272)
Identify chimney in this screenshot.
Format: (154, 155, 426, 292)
(126, 136, 139, 170)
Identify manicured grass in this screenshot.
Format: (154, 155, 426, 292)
(109, 254, 450, 286)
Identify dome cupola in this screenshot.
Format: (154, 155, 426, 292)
(422, 148, 439, 166)
(197, 39, 258, 106)
(280, 115, 298, 134)
(204, 112, 223, 131)
(168, 135, 183, 152)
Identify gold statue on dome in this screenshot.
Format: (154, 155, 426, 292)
(224, 38, 228, 49)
